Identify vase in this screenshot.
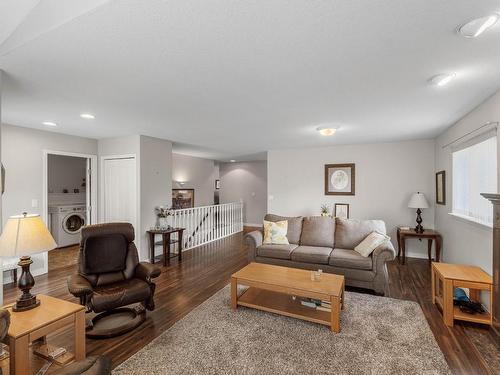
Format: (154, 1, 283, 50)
(158, 217, 170, 229)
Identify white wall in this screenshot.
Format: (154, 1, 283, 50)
(267, 140, 435, 257)
(140, 136, 172, 260)
(220, 161, 267, 226)
(435, 91, 500, 276)
(1, 124, 98, 277)
(48, 154, 86, 194)
(172, 153, 217, 207)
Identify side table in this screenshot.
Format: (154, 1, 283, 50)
(2, 294, 86, 374)
(147, 228, 185, 266)
(397, 228, 442, 264)
(431, 262, 493, 327)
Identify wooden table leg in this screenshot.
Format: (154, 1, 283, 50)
(149, 232, 155, 264)
(162, 233, 168, 267)
(166, 232, 171, 265)
(431, 266, 436, 304)
(330, 295, 341, 333)
(396, 230, 401, 259)
(443, 279, 454, 327)
(10, 334, 29, 375)
(341, 281, 345, 310)
(427, 239, 433, 261)
(401, 236, 406, 265)
(231, 277, 238, 310)
(435, 235, 442, 262)
(74, 310, 86, 361)
(178, 230, 183, 261)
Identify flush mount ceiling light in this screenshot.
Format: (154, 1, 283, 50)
(230, 159, 236, 162)
(429, 73, 456, 87)
(42, 121, 57, 127)
(458, 14, 499, 38)
(316, 127, 337, 136)
(80, 113, 95, 119)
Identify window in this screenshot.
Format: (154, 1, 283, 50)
(452, 133, 497, 226)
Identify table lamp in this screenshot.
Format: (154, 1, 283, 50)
(408, 192, 430, 233)
(0, 213, 57, 312)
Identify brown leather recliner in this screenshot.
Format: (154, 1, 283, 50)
(68, 223, 160, 334)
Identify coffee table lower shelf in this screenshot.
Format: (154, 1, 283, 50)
(236, 287, 333, 328)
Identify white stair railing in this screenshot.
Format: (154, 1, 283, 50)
(171, 202, 243, 250)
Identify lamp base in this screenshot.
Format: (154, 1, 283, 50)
(13, 256, 41, 312)
(414, 208, 424, 234)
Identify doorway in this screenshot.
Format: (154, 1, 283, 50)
(43, 150, 97, 271)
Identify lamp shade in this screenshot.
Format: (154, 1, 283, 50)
(0, 213, 57, 257)
(408, 192, 430, 209)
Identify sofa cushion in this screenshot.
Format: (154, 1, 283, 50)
(257, 244, 299, 260)
(290, 246, 333, 264)
(335, 218, 386, 249)
(265, 214, 303, 244)
(263, 220, 289, 245)
(329, 248, 373, 270)
(300, 216, 335, 248)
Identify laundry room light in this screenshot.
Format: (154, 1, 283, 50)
(0, 213, 57, 311)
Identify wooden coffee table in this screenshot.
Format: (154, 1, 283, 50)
(231, 263, 345, 332)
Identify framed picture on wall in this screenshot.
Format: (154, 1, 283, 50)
(435, 170, 446, 205)
(215, 179, 220, 190)
(325, 163, 355, 195)
(172, 189, 195, 209)
(334, 203, 350, 219)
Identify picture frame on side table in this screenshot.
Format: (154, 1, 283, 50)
(436, 170, 446, 205)
(325, 163, 355, 195)
(334, 203, 350, 219)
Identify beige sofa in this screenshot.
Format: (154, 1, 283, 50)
(244, 214, 396, 295)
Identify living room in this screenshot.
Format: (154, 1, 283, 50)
(0, 1, 499, 374)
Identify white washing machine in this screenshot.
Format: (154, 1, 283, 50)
(49, 204, 87, 247)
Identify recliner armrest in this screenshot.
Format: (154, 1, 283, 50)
(52, 355, 111, 375)
(67, 274, 93, 297)
(135, 262, 161, 281)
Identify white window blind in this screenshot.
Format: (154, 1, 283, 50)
(452, 134, 497, 226)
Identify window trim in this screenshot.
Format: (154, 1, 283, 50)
(448, 212, 493, 230)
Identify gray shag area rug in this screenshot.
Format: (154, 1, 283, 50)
(114, 286, 450, 375)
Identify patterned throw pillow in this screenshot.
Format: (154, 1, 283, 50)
(263, 220, 289, 245)
(354, 231, 390, 257)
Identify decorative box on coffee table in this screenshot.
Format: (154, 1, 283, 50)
(431, 262, 493, 327)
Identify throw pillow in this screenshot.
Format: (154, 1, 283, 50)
(354, 231, 390, 257)
(263, 220, 289, 245)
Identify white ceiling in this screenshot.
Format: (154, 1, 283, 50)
(1, 0, 500, 161)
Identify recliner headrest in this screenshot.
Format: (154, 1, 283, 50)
(81, 223, 135, 245)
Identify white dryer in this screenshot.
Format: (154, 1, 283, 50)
(49, 204, 87, 247)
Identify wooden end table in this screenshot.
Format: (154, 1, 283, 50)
(147, 228, 185, 266)
(397, 228, 442, 264)
(431, 262, 493, 327)
(2, 294, 86, 374)
(231, 263, 345, 332)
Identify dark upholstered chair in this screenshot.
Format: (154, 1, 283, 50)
(68, 223, 160, 337)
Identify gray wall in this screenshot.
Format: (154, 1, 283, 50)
(220, 161, 267, 226)
(267, 140, 435, 258)
(1, 124, 98, 276)
(172, 153, 217, 207)
(435, 90, 500, 277)
(48, 154, 86, 194)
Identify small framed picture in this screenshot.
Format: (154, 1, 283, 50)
(334, 203, 350, 219)
(325, 164, 355, 195)
(435, 170, 446, 205)
(215, 179, 220, 190)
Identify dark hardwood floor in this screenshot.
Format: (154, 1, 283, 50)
(3, 231, 499, 374)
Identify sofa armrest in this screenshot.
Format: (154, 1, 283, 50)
(67, 274, 93, 298)
(135, 262, 161, 281)
(372, 241, 396, 261)
(244, 230, 263, 262)
(371, 241, 396, 295)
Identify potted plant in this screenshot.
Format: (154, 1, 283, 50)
(155, 206, 173, 228)
(320, 204, 330, 217)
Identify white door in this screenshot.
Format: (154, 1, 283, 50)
(102, 157, 137, 227)
(86, 157, 92, 224)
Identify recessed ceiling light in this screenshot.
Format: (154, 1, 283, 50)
(458, 14, 499, 38)
(42, 121, 57, 127)
(230, 159, 236, 162)
(80, 113, 95, 119)
(429, 73, 456, 87)
(316, 127, 337, 136)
